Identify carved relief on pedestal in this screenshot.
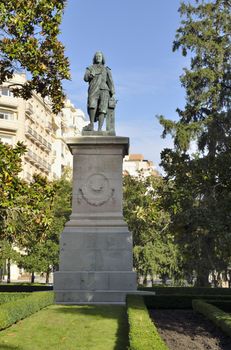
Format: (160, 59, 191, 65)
(78, 173, 114, 206)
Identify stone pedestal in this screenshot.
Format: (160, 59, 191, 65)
(54, 136, 137, 304)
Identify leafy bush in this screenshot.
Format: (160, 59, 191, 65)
(0, 291, 54, 330)
(208, 300, 231, 312)
(0, 292, 30, 304)
(144, 294, 231, 309)
(127, 295, 169, 350)
(0, 284, 53, 292)
(139, 286, 231, 296)
(192, 299, 231, 337)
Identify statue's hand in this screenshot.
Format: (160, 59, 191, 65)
(89, 72, 95, 79)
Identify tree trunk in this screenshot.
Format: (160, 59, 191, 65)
(195, 270, 210, 287)
(45, 270, 50, 284)
(7, 259, 11, 283)
(31, 271, 35, 283)
(143, 274, 147, 286)
(212, 271, 219, 287)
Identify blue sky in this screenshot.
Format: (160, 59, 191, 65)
(60, 0, 189, 172)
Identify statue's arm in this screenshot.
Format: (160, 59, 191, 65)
(84, 67, 93, 82)
(107, 68, 115, 96)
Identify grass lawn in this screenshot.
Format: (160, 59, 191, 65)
(0, 305, 128, 350)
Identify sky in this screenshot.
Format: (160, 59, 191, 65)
(60, 0, 189, 173)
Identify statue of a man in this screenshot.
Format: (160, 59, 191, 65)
(84, 52, 115, 132)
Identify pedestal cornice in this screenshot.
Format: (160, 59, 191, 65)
(65, 136, 129, 156)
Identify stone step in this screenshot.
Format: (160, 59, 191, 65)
(55, 289, 155, 304)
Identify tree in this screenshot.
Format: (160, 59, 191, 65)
(0, 1, 70, 113)
(0, 141, 27, 282)
(17, 171, 72, 283)
(17, 174, 58, 283)
(123, 174, 180, 285)
(159, 0, 231, 286)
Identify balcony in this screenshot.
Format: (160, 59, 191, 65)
(0, 95, 18, 108)
(45, 122, 53, 132)
(25, 126, 33, 138)
(0, 119, 18, 132)
(25, 103, 34, 115)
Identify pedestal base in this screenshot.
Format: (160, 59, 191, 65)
(54, 226, 137, 304)
(54, 136, 137, 304)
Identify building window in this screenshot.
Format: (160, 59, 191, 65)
(0, 110, 14, 120)
(0, 135, 13, 145)
(0, 87, 13, 97)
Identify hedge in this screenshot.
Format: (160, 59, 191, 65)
(126, 295, 169, 350)
(0, 291, 54, 330)
(192, 299, 231, 337)
(207, 300, 231, 312)
(0, 292, 30, 305)
(0, 284, 53, 292)
(144, 294, 231, 309)
(139, 286, 231, 296)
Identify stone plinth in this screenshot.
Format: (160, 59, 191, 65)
(54, 136, 137, 304)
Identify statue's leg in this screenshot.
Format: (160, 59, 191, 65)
(89, 108, 96, 130)
(98, 113, 105, 131)
(97, 90, 109, 131)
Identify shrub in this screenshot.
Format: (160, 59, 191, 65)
(208, 300, 231, 312)
(0, 284, 53, 292)
(144, 294, 231, 309)
(0, 292, 30, 304)
(0, 291, 54, 330)
(139, 286, 231, 296)
(127, 295, 169, 350)
(192, 299, 231, 337)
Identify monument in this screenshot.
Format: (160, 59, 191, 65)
(54, 52, 137, 303)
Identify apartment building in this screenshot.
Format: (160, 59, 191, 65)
(123, 154, 159, 177)
(0, 73, 87, 181)
(0, 74, 87, 282)
(52, 100, 87, 178)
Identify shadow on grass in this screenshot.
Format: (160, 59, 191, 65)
(54, 305, 129, 350)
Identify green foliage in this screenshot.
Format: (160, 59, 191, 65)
(0, 284, 52, 292)
(123, 174, 180, 283)
(192, 299, 231, 337)
(0, 141, 26, 237)
(17, 172, 72, 279)
(158, 0, 231, 286)
(126, 295, 169, 350)
(0, 240, 21, 268)
(0, 292, 29, 304)
(16, 175, 60, 277)
(139, 286, 231, 296)
(0, 142, 72, 281)
(0, 291, 54, 330)
(144, 294, 231, 310)
(0, 1, 70, 113)
(206, 300, 231, 312)
(141, 287, 231, 309)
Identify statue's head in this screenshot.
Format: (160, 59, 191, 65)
(93, 51, 105, 65)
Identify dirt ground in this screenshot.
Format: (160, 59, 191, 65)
(149, 309, 231, 350)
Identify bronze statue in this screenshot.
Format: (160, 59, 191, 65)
(84, 52, 116, 133)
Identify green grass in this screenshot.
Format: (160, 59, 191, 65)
(0, 305, 128, 350)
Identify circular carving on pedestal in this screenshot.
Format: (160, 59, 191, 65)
(79, 173, 114, 206)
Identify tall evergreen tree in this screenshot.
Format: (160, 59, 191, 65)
(159, 0, 231, 286)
